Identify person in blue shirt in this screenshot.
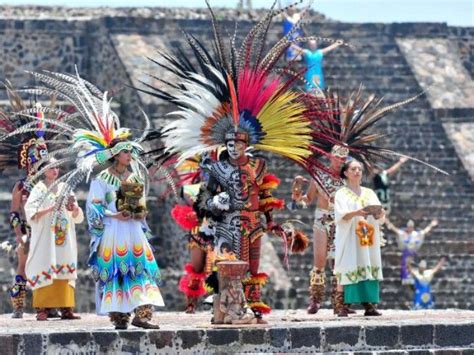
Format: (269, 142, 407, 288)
(281, 5, 304, 61)
(292, 39, 344, 91)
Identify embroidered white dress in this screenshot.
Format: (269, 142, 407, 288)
(334, 186, 384, 286)
(25, 181, 83, 292)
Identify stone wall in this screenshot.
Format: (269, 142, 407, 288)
(449, 26, 474, 78)
(0, 19, 89, 97)
(0, 9, 472, 313)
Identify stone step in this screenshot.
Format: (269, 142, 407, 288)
(1, 310, 474, 354)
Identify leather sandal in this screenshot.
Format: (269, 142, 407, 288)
(60, 308, 81, 320)
(36, 308, 49, 321)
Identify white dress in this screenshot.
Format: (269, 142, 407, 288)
(86, 170, 164, 314)
(25, 181, 83, 291)
(334, 186, 384, 286)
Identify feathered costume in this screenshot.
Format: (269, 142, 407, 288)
(137, 1, 346, 317)
(12, 70, 164, 328)
(169, 157, 218, 313)
(0, 81, 65, 318)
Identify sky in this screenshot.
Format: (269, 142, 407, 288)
(1, 0, 473, 26)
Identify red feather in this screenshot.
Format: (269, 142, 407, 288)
(226, 73, 240, 126)
(237, 68, 281, 116)
(178, 263, 207, 297)
(262, 174, 280, 186)
(171, 205, 199, 230)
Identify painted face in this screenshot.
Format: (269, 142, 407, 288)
(344, 161, 364, 182)
(226, 140, 247, 161)
(115, 149, 132, 166)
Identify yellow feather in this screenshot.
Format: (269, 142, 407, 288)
(255, 90, 312, 162)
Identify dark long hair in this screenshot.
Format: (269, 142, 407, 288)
(340, 158, 363, 179)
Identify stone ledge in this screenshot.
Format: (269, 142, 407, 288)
(1, 310, 473, 354)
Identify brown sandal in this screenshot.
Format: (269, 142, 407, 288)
(132, 305, 160, 329)
(131, 317, 161, 329)
(36, 308, 49, 321)
(60, 308, 81, 320)
(362, 303, 382, 316)
(109, 312, 130, 330)
(334, 291, 349, 317)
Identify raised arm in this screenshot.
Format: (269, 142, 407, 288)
(386, 156, 408, 176)
(384, 219, 401, 234)
(290, 44, 305, 56)
(432, 257, 446, 275)
(421, 219, 438, 236)
(320, 40, 344, 55)
(292, 176, 317, 208)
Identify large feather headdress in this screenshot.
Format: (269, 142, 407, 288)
(138, 1, 346, 179)
(303, 88, 448, 174)
(9, 69, 152, 215)
(0, 80, 65, 176)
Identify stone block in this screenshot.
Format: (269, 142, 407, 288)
(365, 326, 400, 348)
(435, 324, 474, 347)
(325, 326, 361, 349)
(290, 327, 321, 349)
(176, 330, 203, 349)
(400, 325, 434, 346)
(0, 335, 20, 355)
(148, 330, 174, 349)
(92, 331, 118, 351)
(207, 329, 239, 346)
(119, 330, 146, 353)
(241, 329, 266, 345)
(22, 333, 44, 355)
(269, 327, 288, 348)
(14, 21, 24, 30)
(49, 332, 93, 347)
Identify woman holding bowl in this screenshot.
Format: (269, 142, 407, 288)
(334, 158, 385, 317)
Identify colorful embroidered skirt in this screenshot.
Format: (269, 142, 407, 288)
(93, 219, 164, 313)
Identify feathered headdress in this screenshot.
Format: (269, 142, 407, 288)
(9, 69, 153, 214)
(302, 88, 448, 174)
(137, 1, 346, 181)
(0, 80, 65, 177)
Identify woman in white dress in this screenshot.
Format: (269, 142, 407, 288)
(334, 159, 385, 316)
(25, 160, 83, 321)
